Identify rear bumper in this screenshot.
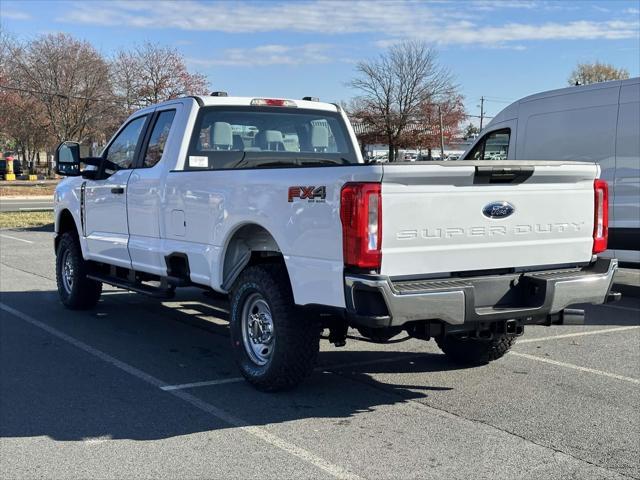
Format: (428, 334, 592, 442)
(344, 258, 618, 328)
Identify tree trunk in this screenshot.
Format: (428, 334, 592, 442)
(388, 143, 395, 163)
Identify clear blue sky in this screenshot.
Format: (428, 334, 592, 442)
(2, 0, 639, 123)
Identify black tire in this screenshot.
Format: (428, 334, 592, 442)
(229, 264, 320, 392)
(356, 326, 402, 343)
(436, 333, 515, 366)
(56, 232, 102, 310)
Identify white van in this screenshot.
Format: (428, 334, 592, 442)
(462, 78, 640, 265)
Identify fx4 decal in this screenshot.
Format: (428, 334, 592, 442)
(288, 186, 327, 203)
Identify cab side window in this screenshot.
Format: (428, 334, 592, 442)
(465, 129, 510, 160)
(104, 116, 147, 169)
(144, 110, 176, 168)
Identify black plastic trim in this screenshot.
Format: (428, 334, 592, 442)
(188, 95, 204, 107)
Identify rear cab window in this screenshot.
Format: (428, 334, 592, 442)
(184, 106, 357, 170)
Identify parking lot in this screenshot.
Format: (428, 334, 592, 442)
(1, 227, 639, 480)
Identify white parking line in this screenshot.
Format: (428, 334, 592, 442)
(161, 377, 244, 390)
(510, 351, 640, 385)
(18, 207, 53, 211)
(0, 302, 361, 480)
(517, 325, 640, 344)
(0, 234, 34, 244)
(161, 353, 434, 391)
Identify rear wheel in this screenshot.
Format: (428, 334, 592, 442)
(229, 264, 320, 391)
(436, 333, 515, 365)
(55, 232, 102, 310)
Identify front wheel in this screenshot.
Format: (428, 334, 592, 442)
(436, 333, 515, 366)
(56, 232, 102, 310)
(229, 264, 320, 392)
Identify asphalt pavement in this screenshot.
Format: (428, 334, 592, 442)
(1, 228, 638, 479)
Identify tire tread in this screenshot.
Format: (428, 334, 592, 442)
(230, 263, 319, 391)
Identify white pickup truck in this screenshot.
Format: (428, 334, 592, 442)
(54, 94, 619, 391)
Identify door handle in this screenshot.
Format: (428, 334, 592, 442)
(111, 187, 125, 194)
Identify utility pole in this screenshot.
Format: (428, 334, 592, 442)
(438, 104, 445, 160)
(479, 96, 485, 131)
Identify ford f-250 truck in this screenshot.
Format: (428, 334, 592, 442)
(53, 94, 619, 391)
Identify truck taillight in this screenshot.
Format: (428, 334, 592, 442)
(340, 183, 382, 270)
(593, 179, 608, 254)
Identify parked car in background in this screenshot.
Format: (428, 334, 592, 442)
(461, 77, 640, 265)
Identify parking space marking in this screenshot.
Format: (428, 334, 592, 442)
(161, 377, 244, 390)
(0, 234, 34, 244)
(517, 325, 640, 344)
(0, 302, 361, 480)
(510, 351, 640, 385)
(162, 353, 435, 392)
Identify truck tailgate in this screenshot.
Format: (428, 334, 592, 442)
(380, 161, 598, 277)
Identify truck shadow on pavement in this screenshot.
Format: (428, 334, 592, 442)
(1, 288, 465, 442)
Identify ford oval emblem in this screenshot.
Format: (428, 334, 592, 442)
(482, 201, 515, 219)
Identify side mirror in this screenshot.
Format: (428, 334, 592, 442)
(55, 141, 81, 176)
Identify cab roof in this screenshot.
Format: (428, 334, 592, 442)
(129, 95, 342, 121)
(194, 95, 339, 112)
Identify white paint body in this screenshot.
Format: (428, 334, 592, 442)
(55, 96, 600, 310)
(462, 78, 640, 264)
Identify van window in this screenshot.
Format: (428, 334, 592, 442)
(185, 106, 357, 170)
(464, 129, 510, 160)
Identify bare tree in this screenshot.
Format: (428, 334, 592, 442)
(350, 41, 454, 161)
(4, 33, 116, 144)
(568, 61, 630, 86)
(463, 123, 480, 139)
(112, 43, 208, 110)
(0, 33, 210, 163)
(0, 84, 51, 172)
(411, 92, 466, 155)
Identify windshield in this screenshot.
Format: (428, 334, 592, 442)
(185, 106, 358, 170)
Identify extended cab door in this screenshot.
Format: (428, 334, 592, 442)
(127, 105, 180, 275)
(84, 114, 150, 268)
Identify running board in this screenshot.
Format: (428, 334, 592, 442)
(87, 273, 175, 299)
